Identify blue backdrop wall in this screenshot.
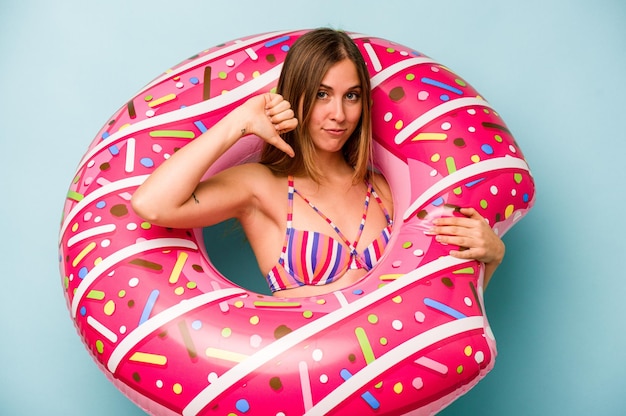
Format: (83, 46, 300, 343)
(1, 1, 625, 415)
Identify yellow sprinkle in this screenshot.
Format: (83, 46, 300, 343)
(168, 252, 188, 284)
(392, 296, 403, 303)
(464, 345, 473, 356)
(205, 347, 248, 363)
(72, 242, 96, 267)
(71, 223, 79, 232)
(148, 93, 177, 108)
(252, 70, 261, 78)
(249, 315, 260, 325)
(471, 154, 481, 163)
(379, 274, 403, 281)
(118, 123, 131, 131)
(94, 257, 102, 265)
(316, 299, 326, 305)
(253, 301, 301, 308)
(173, 383, 183, 394)
(129, 352, 167, 366)
(431, 153, 441, 162)
(394, 120, 404, 130)
(505, 204, 515, 219)
(412, 133, 447, 141)
(174, 286, 184, 295)
(394, 382, 403, 394)
(103, 300, 115, 316)
(234, 300, 244, 308)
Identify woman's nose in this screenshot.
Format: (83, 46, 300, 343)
(330, 98, 346, 122)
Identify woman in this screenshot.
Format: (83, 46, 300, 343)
(131, 28, 504, 297)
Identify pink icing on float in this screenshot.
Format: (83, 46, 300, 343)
(58, 29, 535, 415)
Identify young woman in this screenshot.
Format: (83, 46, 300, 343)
(131, 29, 505, 297)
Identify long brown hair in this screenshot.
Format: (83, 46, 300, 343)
(259, 28, 372, 184)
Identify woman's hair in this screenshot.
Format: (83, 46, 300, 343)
(259, 28, 372, 184)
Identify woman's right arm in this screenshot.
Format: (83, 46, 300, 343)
(131, 93, 297, 229)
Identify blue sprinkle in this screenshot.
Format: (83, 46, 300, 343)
(108, 145, 120, 156)
(440, 94, 450, 101)
(189, 77, 199, 85)
(78, 266, 89, 279)
(194, 120, 208, 133)
(101, 131, 110, 140)
(139, 289, 160, 325)
(523, 193, 529, 203)
(465, 178, 485, 188)
(361, 391, 380, 410)
(96, 201, 106, 209)
(265, 35, 290, 47)
(481, 144, 494, 155)
(424, 298, 467, 319)
(80, 306, 87, 316)
(340, 368, 352, 381)
(191, 320, 203, 330)
(421, 77, 463, 95)
(140, 157, 154, 168)
(352, 289, 364, 296)
(281, 45, 290, 52)
(432, 196, 444, 206)
(235, 398, 250, 413)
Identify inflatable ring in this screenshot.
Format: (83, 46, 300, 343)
(59, 29, 535, 415)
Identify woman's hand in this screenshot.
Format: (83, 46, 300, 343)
(241, 93, 298, 157)
(429, 207, 505, 288)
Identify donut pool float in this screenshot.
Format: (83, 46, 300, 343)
(58, 29, 535, 415)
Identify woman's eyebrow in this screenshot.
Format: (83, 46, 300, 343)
(319, 83, 362, 90)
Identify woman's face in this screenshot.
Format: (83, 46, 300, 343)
(306, 58, 363, 155)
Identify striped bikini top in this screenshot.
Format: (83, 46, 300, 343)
(266, 176, 393, 293)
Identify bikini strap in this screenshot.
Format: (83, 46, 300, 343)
(370, 185, 394, 228)
(274, 176, 296, 267)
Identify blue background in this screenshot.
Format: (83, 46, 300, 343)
(1, 1, 625, 415)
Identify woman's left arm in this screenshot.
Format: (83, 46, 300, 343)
(429, 207, 505, 289)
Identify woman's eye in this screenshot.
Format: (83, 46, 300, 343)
(346, 91, 361, 101)
(316, 91, 328, 99)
